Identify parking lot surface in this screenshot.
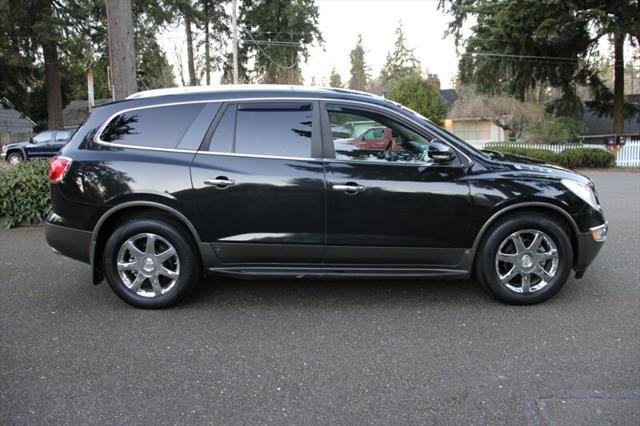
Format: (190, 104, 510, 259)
(1, 172, 639, 425)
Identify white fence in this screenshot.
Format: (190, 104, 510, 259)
(469, 141, 640, 167)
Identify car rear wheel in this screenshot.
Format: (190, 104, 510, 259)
(7, 152, 23, 165)
(103, 218, 200, 308)
(476, 213, 573, 305)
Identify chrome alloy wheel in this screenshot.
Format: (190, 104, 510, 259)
(8, 154, 22, 165)
(116, 233, 180, 298)
(494, 229, 559, 294)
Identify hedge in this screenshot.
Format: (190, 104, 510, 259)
(485, 145, 616, 169)
(0, 159, 51, 228)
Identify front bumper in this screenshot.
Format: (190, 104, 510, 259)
(45, 220, 92, 264)
(574, 222, 607, 278)
(1, 153, 6, 161)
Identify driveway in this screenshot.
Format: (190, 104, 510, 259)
(1, 172, 639, 425)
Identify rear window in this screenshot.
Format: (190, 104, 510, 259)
(100, 103, 204, 149)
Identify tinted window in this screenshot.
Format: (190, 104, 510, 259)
(55, 130, 74, 141)
(328, 106, 431, 164)
(208, 104, 235, 153)
(100, 103, 204, 148)
(234, 103, 312, 158)
(32, 131, 53, 143)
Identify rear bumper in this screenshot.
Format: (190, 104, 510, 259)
(574, 222, 607, 278)
(45, 220, 92, 264)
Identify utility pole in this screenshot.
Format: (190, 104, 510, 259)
(232, 0, 239, 84)
(613, 32, 624, 145)
(106, 0, 137, 99)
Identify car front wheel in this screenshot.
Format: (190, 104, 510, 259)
(103, 218, 200, 308)
(7, 152, 23, 165)
(476, 213, 574, 305)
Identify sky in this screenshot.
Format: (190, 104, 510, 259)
(160, 0, 462, 89)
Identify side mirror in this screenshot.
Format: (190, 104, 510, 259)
(28, 138, 36, 144)
(428, 140, 455, 162)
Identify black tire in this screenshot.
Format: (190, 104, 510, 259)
(7, 152, 23, 165)
(476, 213, 573, 305)
(103, 217, 200, 308)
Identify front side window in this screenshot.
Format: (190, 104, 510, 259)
(328, 106, 431, 164)
(55, 130, 74, 142)
(100, 103, 204, 149)
(233, 103, 313, 158)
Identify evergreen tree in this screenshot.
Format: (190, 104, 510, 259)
(348, 34, 369, 91)
(238, 0, 322, 84)
(439, 0, 640, 139)
(329, 68, 343, 88)
(379, 22, 421, 90)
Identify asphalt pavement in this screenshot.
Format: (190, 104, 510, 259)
(1, 171, 639, 425)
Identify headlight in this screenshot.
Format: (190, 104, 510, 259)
(1, 145, 6, 153)
(562, 179, 600, 210)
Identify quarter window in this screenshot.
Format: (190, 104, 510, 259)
(100, 103, 204, 149)
(327, 106, 431, 164)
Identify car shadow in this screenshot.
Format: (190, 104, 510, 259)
(178, 275, 499, 310)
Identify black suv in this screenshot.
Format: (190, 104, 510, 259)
(45, 86, 607, 308)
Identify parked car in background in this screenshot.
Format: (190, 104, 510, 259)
(1, 129, 74, 165)
(45, 86, 607, 308)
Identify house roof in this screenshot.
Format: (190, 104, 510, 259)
(582, 108, 640, 136)
(440, 89, 459, 108)
(63, 99, 112, 128)
(0, 97, 35, 133)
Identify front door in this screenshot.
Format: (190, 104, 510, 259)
(322, 103, 471, 266)
(191, 101, 325, 264)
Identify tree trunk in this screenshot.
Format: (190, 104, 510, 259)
(42, 42, 63, 129)
(106, 0, 137, 100)
(185, 13, 197, 86)
(613, 32, 624, 145)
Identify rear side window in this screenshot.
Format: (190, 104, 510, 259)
(213, 102, 312, 158)
(100, 103, 204, 149)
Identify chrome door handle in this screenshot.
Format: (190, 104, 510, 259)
(204, 177, 235, 189)
(333, 183, 366, 194)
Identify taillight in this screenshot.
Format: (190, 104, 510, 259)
(48, 156, 72, 183)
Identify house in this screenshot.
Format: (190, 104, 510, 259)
(62, 99, 112, 129)
(580, 96, 640, 144)
(0, 97, 36, 146)
(438, 88, 507, 144)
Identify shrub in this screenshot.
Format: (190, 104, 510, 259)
(0, 159, 51, 228)
(525, 116, 586, 144)
(486, 145, 616, 169)
(387, 74, 448, 125)
(557, 148, 616, 169)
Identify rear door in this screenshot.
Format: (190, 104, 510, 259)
(190, 100, 326, 264)
(51, 130, 73, 155)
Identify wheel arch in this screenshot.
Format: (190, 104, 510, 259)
(5, 147, 27, 161)
(471, 202, 580, 268)
(90, 201, 204, 284)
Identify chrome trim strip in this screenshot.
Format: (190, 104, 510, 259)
(92, 96, 474, 164)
